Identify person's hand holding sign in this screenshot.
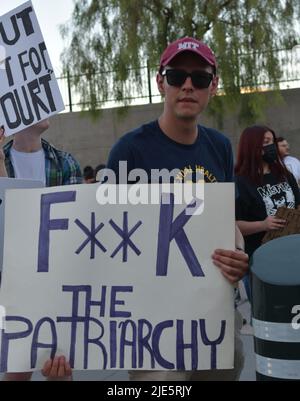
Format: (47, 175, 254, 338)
(212, 249, 249, 284)
(212, 226, 249, 284)
(42, 356, 72, 381)
(3, 356, 73, 381)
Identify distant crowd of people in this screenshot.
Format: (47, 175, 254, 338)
(82, 164, 106, 184)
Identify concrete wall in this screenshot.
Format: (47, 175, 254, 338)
(44, 88, 300, 170)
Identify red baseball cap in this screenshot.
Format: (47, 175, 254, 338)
(159, 37, 217, 71)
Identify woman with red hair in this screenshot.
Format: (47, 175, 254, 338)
(235, 125, 300, 299)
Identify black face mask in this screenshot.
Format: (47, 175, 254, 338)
(262, 143, 278, 164)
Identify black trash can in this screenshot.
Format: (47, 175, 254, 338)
(251, 234, 300, 381)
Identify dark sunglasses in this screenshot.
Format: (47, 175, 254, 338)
(162, 69, 214, 89)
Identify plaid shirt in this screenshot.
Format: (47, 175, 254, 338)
(3, 139, 82, 187)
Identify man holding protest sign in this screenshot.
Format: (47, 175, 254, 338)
(107, 37, 249, 381)
(0, 1, 82, 188)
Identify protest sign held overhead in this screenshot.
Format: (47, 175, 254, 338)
(0, 1, 64, 136)
(0, 183, 235, 372)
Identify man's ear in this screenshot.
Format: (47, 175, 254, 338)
(156, 73, 165, 96)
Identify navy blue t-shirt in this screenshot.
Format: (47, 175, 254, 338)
(107, 120, 233, 183)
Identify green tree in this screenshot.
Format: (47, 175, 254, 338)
(61, 0, 300, 124)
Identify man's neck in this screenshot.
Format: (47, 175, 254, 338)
(158, 114, 198, 145)
(12, 132, 43, 153)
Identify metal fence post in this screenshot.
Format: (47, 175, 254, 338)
(67, 69, 73, 112)
(147, 60, 152, 104)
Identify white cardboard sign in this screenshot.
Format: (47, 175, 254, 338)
(0, 177, 44, 272)
(0, 1, 64, 136)
(0, 183, 235, 372)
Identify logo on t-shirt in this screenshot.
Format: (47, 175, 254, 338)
(175, 165, 217, 183)
(257, 182, 295, 216)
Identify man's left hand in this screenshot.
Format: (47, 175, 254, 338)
(42, 356, 72, 380)
(212, 249, 249, 284)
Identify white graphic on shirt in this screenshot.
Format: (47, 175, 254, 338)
(257, 182, 295, 216)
